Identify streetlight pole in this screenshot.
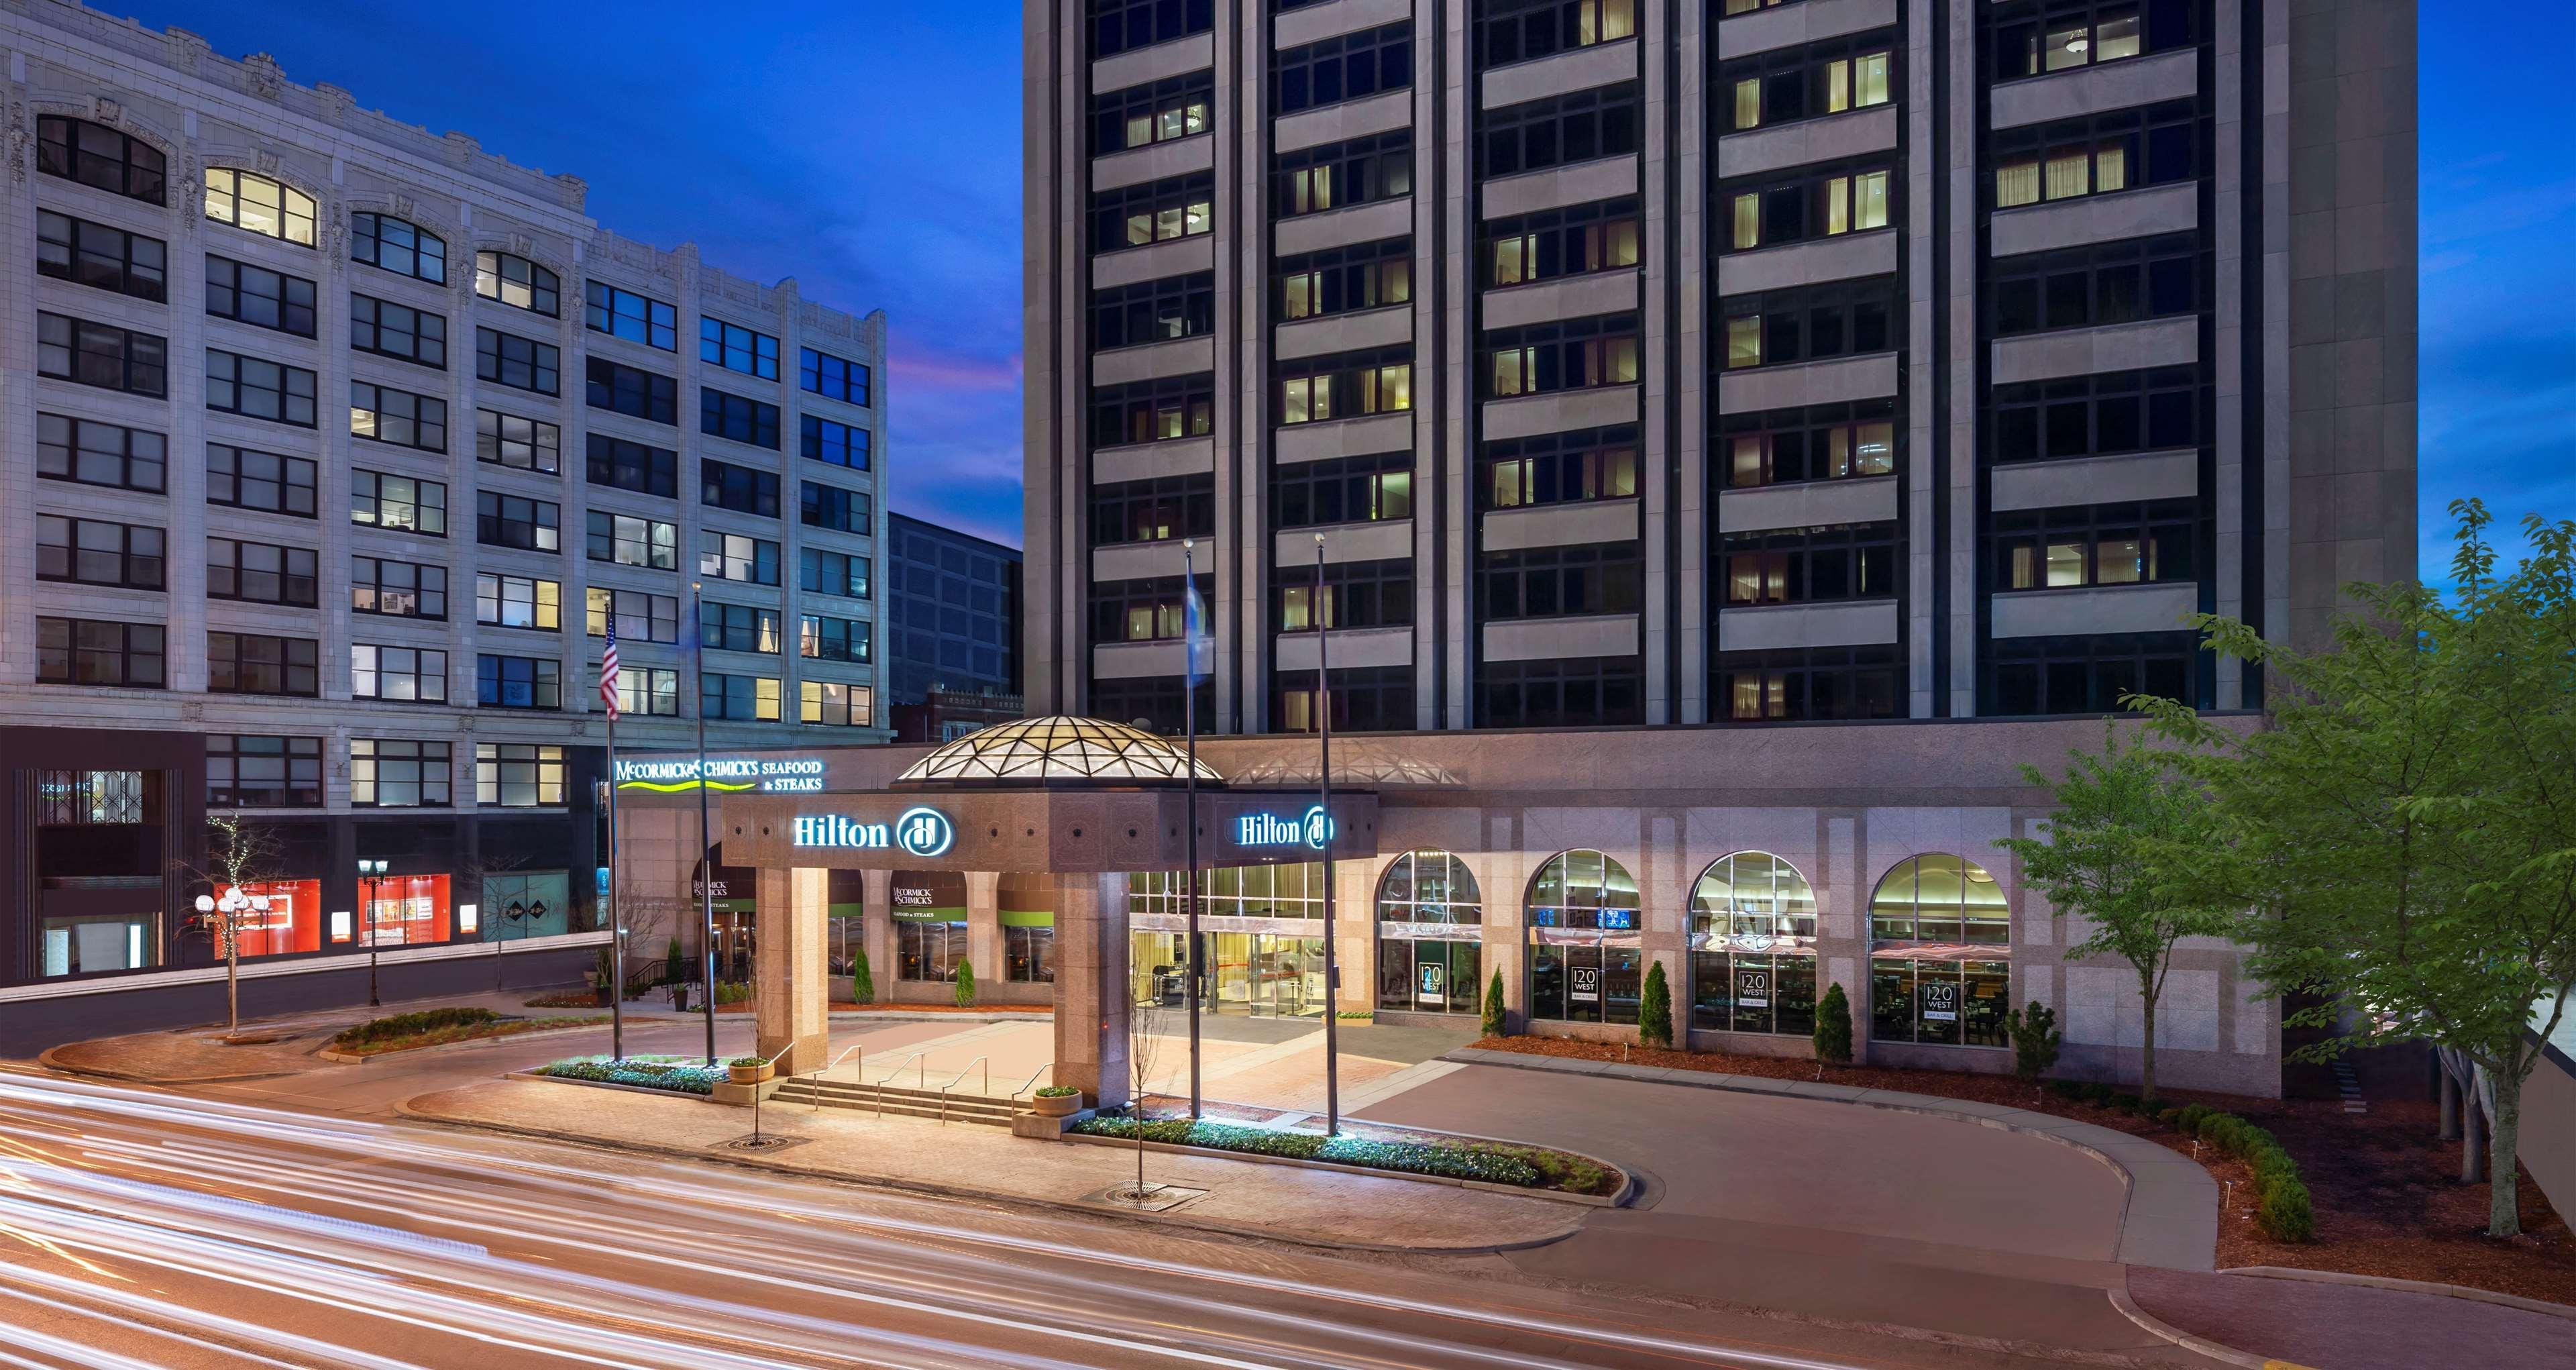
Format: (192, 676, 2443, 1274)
(358, 858, 388, 1007)
(1314, 532, 1340, 1136)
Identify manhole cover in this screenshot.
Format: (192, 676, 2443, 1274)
(219, 1033, 290, 1045)
(716, 1134, 814, 1154)
(1080, 1183, 1208, 1213)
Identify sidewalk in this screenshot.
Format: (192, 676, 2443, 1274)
(36, 990, 663, 1084)
(2128, 1266, 2576, 1370)
(400, 1076, 1590, 1254)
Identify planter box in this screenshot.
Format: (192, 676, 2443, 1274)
(727, 1061, 774, 1086)
(1030, 1092, 1081, 1118)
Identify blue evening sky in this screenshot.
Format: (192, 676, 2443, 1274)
(115, 3, 2576, 568)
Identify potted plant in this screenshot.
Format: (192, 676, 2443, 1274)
(1029, 1084, 1082, 1118)
(727, 1055, 773, 1086)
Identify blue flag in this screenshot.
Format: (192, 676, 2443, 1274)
(1183, 569, 1212, 685)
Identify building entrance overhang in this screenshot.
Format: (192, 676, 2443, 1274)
(715, 788, 1379, 875)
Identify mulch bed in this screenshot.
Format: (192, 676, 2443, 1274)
(336, 1015, 612, 1057)
(707, 1002, 1054, 1015)
(1472, 1035, 2576, 1305)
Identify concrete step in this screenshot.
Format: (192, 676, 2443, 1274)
(768, 1079, 1020, 1126)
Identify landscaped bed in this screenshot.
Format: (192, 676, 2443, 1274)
(710, 1001, 1053, 1014)
(1473, 1034, 2576, 1304)
(328, 1008, 611, 1057)
(531, 1055, 729, 1096)
(1070, 1113, 1620, 1196)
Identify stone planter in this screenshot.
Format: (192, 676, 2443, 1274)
(1030, 1092, 1081, 1118)
(727, 1061, 774, 1086)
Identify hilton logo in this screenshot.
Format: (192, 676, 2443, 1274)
(1238, 805, 1333, 850)
(792, 814, 892, 849)
(895, 806, 955, 858)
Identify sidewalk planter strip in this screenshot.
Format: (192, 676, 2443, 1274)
(534, 1057, 728, 1096)
(1069, 1116, 1619, 1198)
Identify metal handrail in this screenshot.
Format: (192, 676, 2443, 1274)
(805, 1043, 867, 1113)
(1006, 1061, 1055, 1105)
(936, 1056, 989, 1126)
(872, 1052, 928, 1118)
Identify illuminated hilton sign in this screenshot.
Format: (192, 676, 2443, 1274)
(1238, 806, 1333, 850)
(793, 806, 955, 857)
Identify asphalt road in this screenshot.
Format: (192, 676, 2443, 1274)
(0, 1062, 2151, 1370)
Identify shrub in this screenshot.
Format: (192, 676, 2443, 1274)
(713, 981, 751, 1006)
(1033, 1085, 1079, 1098)
(851, 947, 875, 1004)
(663, 937, 684, 986)
(1638, 961, 1674, 1048)
(2111, 1092, 2146, 1115)
(2047, 1078, 2086, 1101)
(1813, 984, 1854, 1064)
(2004, 1001, 2061, 1084)
(2165, 1104, 2315, 1245)
(1069, 1118, 1556, 1190)
(2080, 1082, 2116, 1106)
(2258, 1176, 2316, 1243)
(331, 1006, 497, 1049)
(536, 1056, 726, 1096)
(1481, 970, 1507, 1038)
(727, 1055, 766, 1068)
(953, 957, 977, 1008)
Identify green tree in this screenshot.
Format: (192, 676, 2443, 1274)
(663, 935, 684, 986)
(850, 947, 875, 1004)
(1996, 726, 2235, 1106)
(2006, 1001, 2061, 1085)
(1813, 983, 1854, 1065)
(2141, 502, 2576, 1237)
(1481, 969, 1507, 1037)
(1638, 960, 1674, 1047)
(953, 956, 977, 1008)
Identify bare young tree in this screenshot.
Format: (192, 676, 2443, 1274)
(1122, 982, 1171, 1202)
(176, 814, 288, 1040)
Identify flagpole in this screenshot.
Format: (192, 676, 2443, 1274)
(693, 580, 718, 1067)
(1182, 538, 1201, 1120)
(604, 682, 625, 1061)
(1315, 532, 1339, 1135)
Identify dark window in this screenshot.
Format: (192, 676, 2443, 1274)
(40, 211, 166, 301)
(702, 459, 781, 517)
(801, 415, 871, 470)
(350, 212, 446, 283)
(207, 631, 319, 697)
(1482, 83, 1641, 178)
(1275, 239, 1411, 321)
(474, 251, 559, 315)
(1275, 556, 1413, 631)
(1720, 522, 1898, 604)
(207, 350, 315, 425)
(1992, 0, 2194, 81)
(207, 736, 323, 808)
(38, 617, 166, 688)
(1483, 197, 1640, 287)
(1273, 452, 1412, 528)
(1091, 0, 1213, 60)
(1992, 498, 2198, 590)
(1990, 233, 2204, 335)
(1091, 70, 1212, 154)
(1720, 399, 1898, 487)
(1277, 346, 1413, 423)
(1984, 631, 2204, 715)
(1479, 425, 1641, 510)
(478, 654, 561, 710)
(39, 414, 165, 494)
(1273, 665, 1415, 734)
(700, 388, 781, 449)
(1483, 311, 1640, 398)
(1718, 29, 1896, 131)
(1091, 374, 1215, 447)
(586, 433, 678, 497)
(1716, 645, 1902, 722)
(351, 471, 448, 536)
(209, 444, 316, 517)
(478, 409, 561, 474)
(1717, 159, 1896, 251)
(476, 490, 561, 552)
(799, 347, 870, 405)
(36, 116, 166, 203)
(700, 672, 780, 722)
(586, 280, 676, 350)
(800, 614, 870, 663)
(349, 380, 447, 451)
(1089, 575, 1208, 643)
(801, 482, 870, 533)
(801, 548, 871, 598)
(354, 556, 449, 619)
(1092, 271, 1216, 348)
(1475, 655, 1643, 727)
(698, 317, 780, 379)
(1989, 98, 2200, 209)
(1274, 130, 1413, 217)
(201, 255, 317, 337)
(38, 516, 164, 589)
(700, 600, 782, 654)
(476, 327, 557, 394)
(1479, 0, 1638, 67)
(1093, 172, 1216, 248)
(586, 357, 676, 423)
(1719, 278, 1898, 369)
(1274, 21, 1411, 115)
(1092, 473, 1216, 545)
(350, 293, 447, 366)
(1990, 365, 2203, 464)
(1087, 676, 1213, 735)
(1477, 541, 1644, 619)
(207, 537, 317, 606)
(38, 313, 165, 396)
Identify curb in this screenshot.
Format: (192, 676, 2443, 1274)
(2222, 1265, 2576, 1320)
(1055, 1128, 1632, 1207)
(393, 1092, 1587, 1257)
(34, 1043, 301, 1086)
(2106, 1287, 2314, 1370)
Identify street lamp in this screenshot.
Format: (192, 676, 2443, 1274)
(193, 884, 273, 1039)
(357, 858, 389, 1007)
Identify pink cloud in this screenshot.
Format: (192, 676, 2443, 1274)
(890, 338, 1022, 390)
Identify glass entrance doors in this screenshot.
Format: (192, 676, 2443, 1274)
(1131, 931, 1327, 1017)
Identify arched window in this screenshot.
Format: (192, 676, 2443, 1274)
(999, 872, 1056, 984)
(476, 250, 561, 315)
(354, 212, 447, 284)
(1688, 852, 1817, 1037)
(205, 168, 317, 247)
(1867, 854, 2010, 1048)
(1376, 851, 1482, 1014)
(38, 116, 166, 205)
(1524, 849, 1642, 1025)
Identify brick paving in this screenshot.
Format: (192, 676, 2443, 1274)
(2129, 1267, 2576, 1370)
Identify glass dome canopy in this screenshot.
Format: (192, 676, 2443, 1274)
(894, 716, 1226, 789)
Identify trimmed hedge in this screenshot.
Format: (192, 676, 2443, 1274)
(535, 1056, 727, 1096)
(1071, 1116, 1559, 1190)
(2160, 1102, 2315, 1243)
(332, 1006, 497, 1048)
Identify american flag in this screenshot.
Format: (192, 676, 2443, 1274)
(599, 622, 621, 720)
